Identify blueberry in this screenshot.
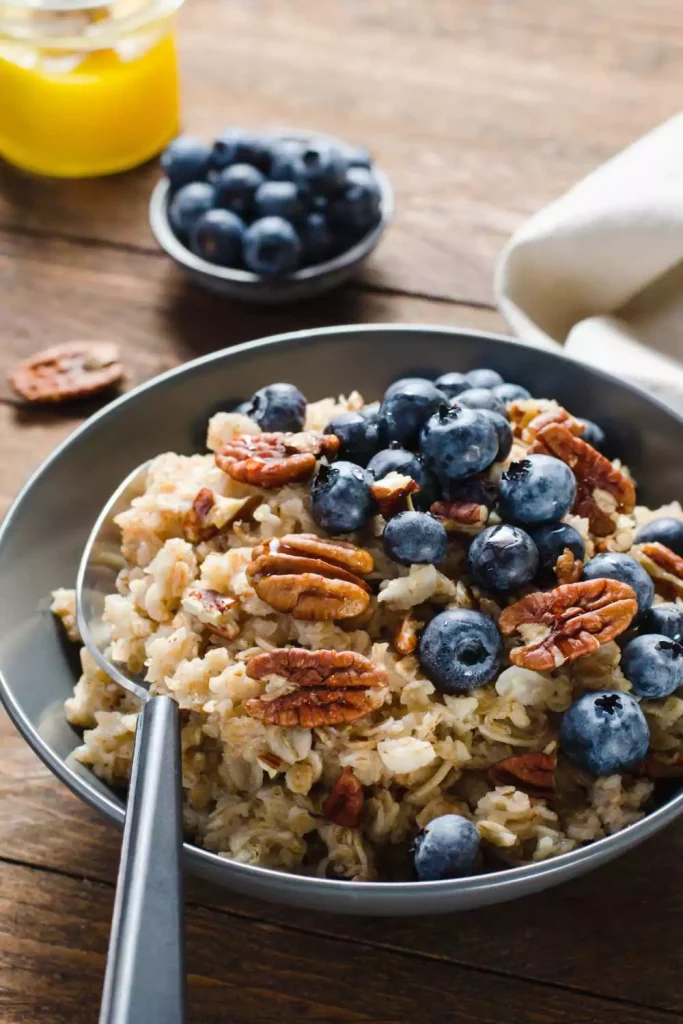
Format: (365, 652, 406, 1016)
(383, 511, 447, 565)
(492, 382, 532, 404)
(380, 379, 447, 447)
(241, 383, 306, 432)
(243, 217, 302, 276)
(161, 135, 211, 187)
(297, 141, 348, 194)
(434, 372, 472, 399)
(419, 609, 502, 692)
(384, 377, 435, 399)
(455, 388, 507, 417)
(269, 140, 306, 182)
(578, 418, 606, 450)
(345, 144, 372, 169)
(324, 411, 384, 467)
(300, 212, 334, 265)
(367, 445, 427, 485)
(465, 368, 504, 390)
(413, 814, 480, 881)
(310, 461, 375, 535)
(635, 517, 683, 557)
(499, 455, 576, 525)
(215, 163, 266, 218)
(254, 180, 306, 222)
(560, 691, 649, 775)
(190, 209, 245, 267)
(168, 181, 215, 238)
(621, 634, 683, 698)
(640, 603, 683, 642)
(478, 409, 512, 462)
(210, 128, 271, 172)
(327, 167, 382, 233)
(467, 524, 538, 593)
(582, 553, 654, 615)
(420, 406, 498, 484)
(528, 521, 585, 582)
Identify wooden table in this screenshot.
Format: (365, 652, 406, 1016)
(1, 3, 682, 1021)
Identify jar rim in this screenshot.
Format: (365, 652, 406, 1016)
(0, 0, 183, 48)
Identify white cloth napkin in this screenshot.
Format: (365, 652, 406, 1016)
(495, 114, 683, 410)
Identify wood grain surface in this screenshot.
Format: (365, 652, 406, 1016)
(0, 1, 681, 1022)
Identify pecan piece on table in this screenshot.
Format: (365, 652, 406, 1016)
(632, 542, 683, 600)
(371, 473, 420, 519)
(245, 647, 388, 727)
(499, 578, 637, 671)
(247, 534, 373, 620)
(554, 547, 583, 585)
(636, 752, 683, 779)
(430, 499, 488, 533)
(528, 424, 635, 537)
(215, 431, 339, 488)
(10, 341, 124, 403)
(488, 752, 557, 800)
(322, 767, 364, 827)
(393, 613, 419, 656)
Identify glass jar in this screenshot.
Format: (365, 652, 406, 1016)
(0, 0, 183, 177)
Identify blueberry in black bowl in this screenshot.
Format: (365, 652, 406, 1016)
(379, 378, 447, 447)
(455, 388, 506, 417)
(310, 461, 375, 535)
(418, 609, 502, 693)
(492, 382, 531, 404)
(467, 524, 539, 593)
(382, 510, 447, 566)
(420, 405, 499, 484)
(324, 410, 384, 467)
(434, 371, 472, 399)
(413, 815, 480, 881)
(528, 521, 585, 582)
(465, 367, 504, 390)
(239, 382, 306, 432)
(635, 516, 683, 556)
(621, 634, 683, 698)
(478, 409, 512, 462)
(640, 603, 683, 642)
(559, 691, 649, 775)
(499, 455, 576, 525)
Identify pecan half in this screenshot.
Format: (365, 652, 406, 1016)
(509, 400, 583, 443)
(371, 473, 420, 519)
(430, 499, 488, 533)
(246, 647, 388, 689)
(636, 752, 683, 779)
(322, 767, 364, 827)
(394, 613, 419, 655)
(244, 647, 387, 727)
(488, 752, 557, 799)
(215, 431, 339, 488)
(184, 488, 217, 543)
(181, 587, 239, 639)
(554, 548, 583, 585)
(247, 534, 373, 620)
(529, 424, 635, 536)
(632, 542, 683, 600)
(10, 341, 124, 403)
(499, 578, 637, 671)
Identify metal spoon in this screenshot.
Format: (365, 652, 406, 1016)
(76, 463, 186, 1024)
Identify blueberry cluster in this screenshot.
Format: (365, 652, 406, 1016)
(234, 375, 683, 881)
(160, 129, 383, 276)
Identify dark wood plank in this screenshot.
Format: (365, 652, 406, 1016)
(1, 0, 681, 303)
(0, 858, 677, 1024)
(1, 708, 681, 1014)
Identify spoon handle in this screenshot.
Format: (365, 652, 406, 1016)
(99, 695, 186, 1024)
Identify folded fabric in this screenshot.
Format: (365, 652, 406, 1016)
(495, 113, 683, 405)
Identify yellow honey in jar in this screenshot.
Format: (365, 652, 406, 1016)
(0, 0, 183, 178)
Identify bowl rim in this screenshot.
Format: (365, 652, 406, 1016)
(2, 321, 683, 899)
(149, 129, 394, 286)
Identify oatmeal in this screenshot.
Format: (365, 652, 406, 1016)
(52, 371, 683, 882)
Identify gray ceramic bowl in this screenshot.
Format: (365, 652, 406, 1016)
(1, 325, 682, 916)
(149, 131, 394, 305)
